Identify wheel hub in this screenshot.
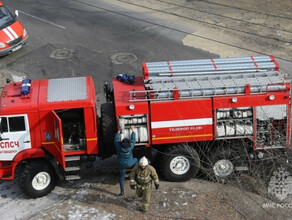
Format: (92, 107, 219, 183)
(213, 159, 234, 177)
(170, 156, 190, 175)
(32, 172, 51, 191)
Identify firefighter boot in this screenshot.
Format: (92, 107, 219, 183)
(140, 202, 149, 212)
(118, 186, 124, 196)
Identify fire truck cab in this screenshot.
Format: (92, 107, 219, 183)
(0, 77, 98, 197)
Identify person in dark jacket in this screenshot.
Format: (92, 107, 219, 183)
(114, 125, 138, 196)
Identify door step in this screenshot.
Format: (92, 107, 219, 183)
(64, 156, 81, 181)
(65, 166, 81, 172)
(65, 175, 81, 181)
(65, 156, 81, 162)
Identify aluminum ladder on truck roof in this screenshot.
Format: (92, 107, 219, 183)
(129, 71, 288, 102)
(142, 55, 279, 80)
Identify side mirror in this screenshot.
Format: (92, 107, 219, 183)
(0, 118, 2, 134)
(15, 10, 19, 18)
(103, 81, 113, 103)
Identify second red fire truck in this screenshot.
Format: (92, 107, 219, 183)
(0, 55, 290, 197)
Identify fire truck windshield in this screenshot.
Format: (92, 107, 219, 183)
(0, 5, 16, 29)
(0, 116, 25, 132)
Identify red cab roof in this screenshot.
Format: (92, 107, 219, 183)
(0, 76, 96, 115)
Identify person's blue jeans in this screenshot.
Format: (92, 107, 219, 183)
(119, 158, 138, 189)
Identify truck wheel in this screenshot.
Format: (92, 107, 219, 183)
(204, 145, 247, 183)
(19, 160, 57, 198)
(160, 145, 200, 182)
(209, 149, 234, 182)
(100, 103, 116, 157)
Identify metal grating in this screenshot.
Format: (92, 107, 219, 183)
(47, 77, 87, 102)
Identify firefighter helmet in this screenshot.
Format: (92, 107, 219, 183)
(139, 156, 149, 167)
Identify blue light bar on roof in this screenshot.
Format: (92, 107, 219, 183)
(21, 79, 31, 95)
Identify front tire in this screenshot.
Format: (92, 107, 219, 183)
(160, 145, 200, 182)
(19, 160, 57, 198)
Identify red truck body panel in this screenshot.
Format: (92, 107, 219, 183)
(113, 77, 149, 116)
(150, 99, 213, 144)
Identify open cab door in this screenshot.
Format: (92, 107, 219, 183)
(42, 110, 66, 168)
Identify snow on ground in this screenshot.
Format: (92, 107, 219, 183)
(0, 177, 116, 220)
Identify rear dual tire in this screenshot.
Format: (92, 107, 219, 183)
(203, 142, 249, 182)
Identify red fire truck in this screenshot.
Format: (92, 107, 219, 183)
(0, 55, 290, 198)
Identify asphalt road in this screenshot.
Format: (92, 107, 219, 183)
(1, 0, 214, 97)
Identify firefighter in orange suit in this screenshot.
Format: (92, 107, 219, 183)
(130, 156, 159, 212)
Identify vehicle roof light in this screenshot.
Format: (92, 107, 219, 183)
(21, 79, 31, 96)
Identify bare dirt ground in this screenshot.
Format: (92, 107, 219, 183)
(1, 0, 292, 219)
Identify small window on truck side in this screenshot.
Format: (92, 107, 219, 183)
(9, 116, 25, 132)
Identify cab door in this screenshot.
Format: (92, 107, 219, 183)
(53, 110, 66, 167)
(52, 110, 65, 167)
(0, 114, 31, 161)
(42, 111, 66, 168)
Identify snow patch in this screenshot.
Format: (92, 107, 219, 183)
(68, 205, 115, 220)
(11, 74, 26, 82)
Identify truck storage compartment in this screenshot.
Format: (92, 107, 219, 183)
(256, 105, 288, 148)
(215, 107, 254, 138)
(118, 114, 148, 144)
